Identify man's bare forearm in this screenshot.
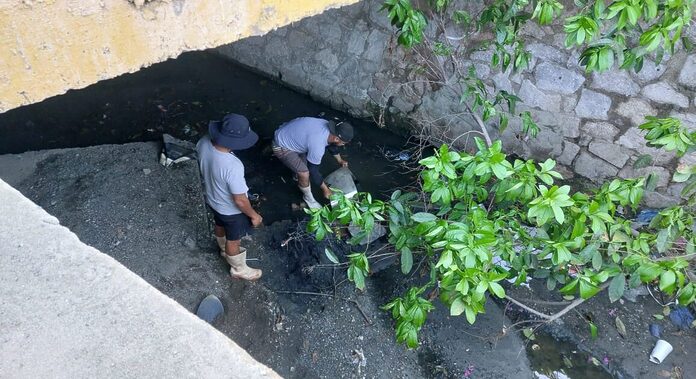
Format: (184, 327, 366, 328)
(232, 194, 260, 219)
(333, 154, 348, 167)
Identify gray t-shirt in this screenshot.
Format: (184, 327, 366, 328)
(196, 135, 248, 215)
(274, 117, 330, 165)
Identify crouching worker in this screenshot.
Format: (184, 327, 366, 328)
(196, 113, 263, 281)
(272, 117, 354, 209)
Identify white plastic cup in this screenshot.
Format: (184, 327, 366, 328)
(649, 339, 673, 364)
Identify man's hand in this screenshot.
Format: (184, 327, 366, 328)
(250, 214, 263, 228)
(320, 182, 333, 200)
(322, 187, 333, 200)
(334, 154, 349, 168)
(233, 193, 263, 227)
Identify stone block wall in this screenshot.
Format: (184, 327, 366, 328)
(219, 0, 696, 206)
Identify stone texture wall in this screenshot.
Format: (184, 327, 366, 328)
(0, 0, 359, 113)
(219, 0, 696, 206)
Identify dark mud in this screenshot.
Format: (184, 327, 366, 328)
(2, 143, 532, 378)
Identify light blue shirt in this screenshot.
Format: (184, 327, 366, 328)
(196, 135, 248, 215)
(274, 117, 331, 165)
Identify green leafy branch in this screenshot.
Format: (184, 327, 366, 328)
(382, 0, 694, 73)
(307, 116, 696, 348)
(459, 66, 540, 139)
(640, 117, 696, 203)
(381, 0, 428, 47)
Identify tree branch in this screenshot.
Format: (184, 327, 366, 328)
(464, 102, 493, 147)
(505, 282, 611, 323)
(655, 252, 696, 262)
(505, 295, 553, 320)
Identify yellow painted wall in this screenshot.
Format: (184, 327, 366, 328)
(0, 0, 359, 113)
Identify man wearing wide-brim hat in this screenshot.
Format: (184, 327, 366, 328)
(196, 113, 263, 281)
(272, 117, 354, 209)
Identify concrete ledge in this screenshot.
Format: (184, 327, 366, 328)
(0, 179, 279, 378)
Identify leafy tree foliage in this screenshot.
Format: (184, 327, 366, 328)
(307, 118, 696, 348)
(304, 0, 696, 348)
(381, 0, 693, 72)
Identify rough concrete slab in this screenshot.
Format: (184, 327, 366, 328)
(0, 179, 278, 378)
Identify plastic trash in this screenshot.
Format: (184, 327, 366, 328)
(196, 294, 224, 324)
(247, 191, 260, 202)
(396, 151, 411, 161)
(649, 339, 673, 364)
(382, 148, 412, 161)
(325, 167, 358, 199)
(668, 306, 695, 330)
(160, 133, 197, 167)
(649, 323, 662, 338)
(635, 209, 659, 223)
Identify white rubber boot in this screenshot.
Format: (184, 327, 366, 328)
(299, 185, 322, 209)
(223, 249, 262, 281)
(215, 235, 226, 257)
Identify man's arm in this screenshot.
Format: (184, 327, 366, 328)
(232, 194, 263, 227)
(327, 145, 348, 167)
(332, 153, 348, 167)
(307, 162, 333, 199)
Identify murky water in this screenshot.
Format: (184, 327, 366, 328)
(0, 50, 614, 378)
(526, 332, 613, 379)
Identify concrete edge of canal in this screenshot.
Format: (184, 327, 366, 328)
(0, 178, 280, 378)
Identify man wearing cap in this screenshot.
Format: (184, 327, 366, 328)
(272, 117, 354, 209)
(196, 113, 263, 281)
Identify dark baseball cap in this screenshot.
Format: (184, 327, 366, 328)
(328, 121, 354, 142)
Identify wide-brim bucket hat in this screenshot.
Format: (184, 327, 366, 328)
(209, 113, 259, 151)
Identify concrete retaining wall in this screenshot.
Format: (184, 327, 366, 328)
(218, 0, 696, 206)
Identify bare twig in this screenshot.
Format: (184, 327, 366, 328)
(512, 298, 573, 306)
(505, 282, 611, 323)
(464, 102, 493, 147)
(504, 295, 553, 320)
(655, 252, 696, 262)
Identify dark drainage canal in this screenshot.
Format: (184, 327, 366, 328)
(0, 50, 612, 378)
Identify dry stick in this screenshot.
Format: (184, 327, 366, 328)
(504, 296, 554, 320)
(464, 102, 493, 147)
(275, 290, 372, 325)
(505, 282, 611, 323)
(544, 285, 610, 324)
(512, 298, 572, 306)
(655, 252, 696, 261)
